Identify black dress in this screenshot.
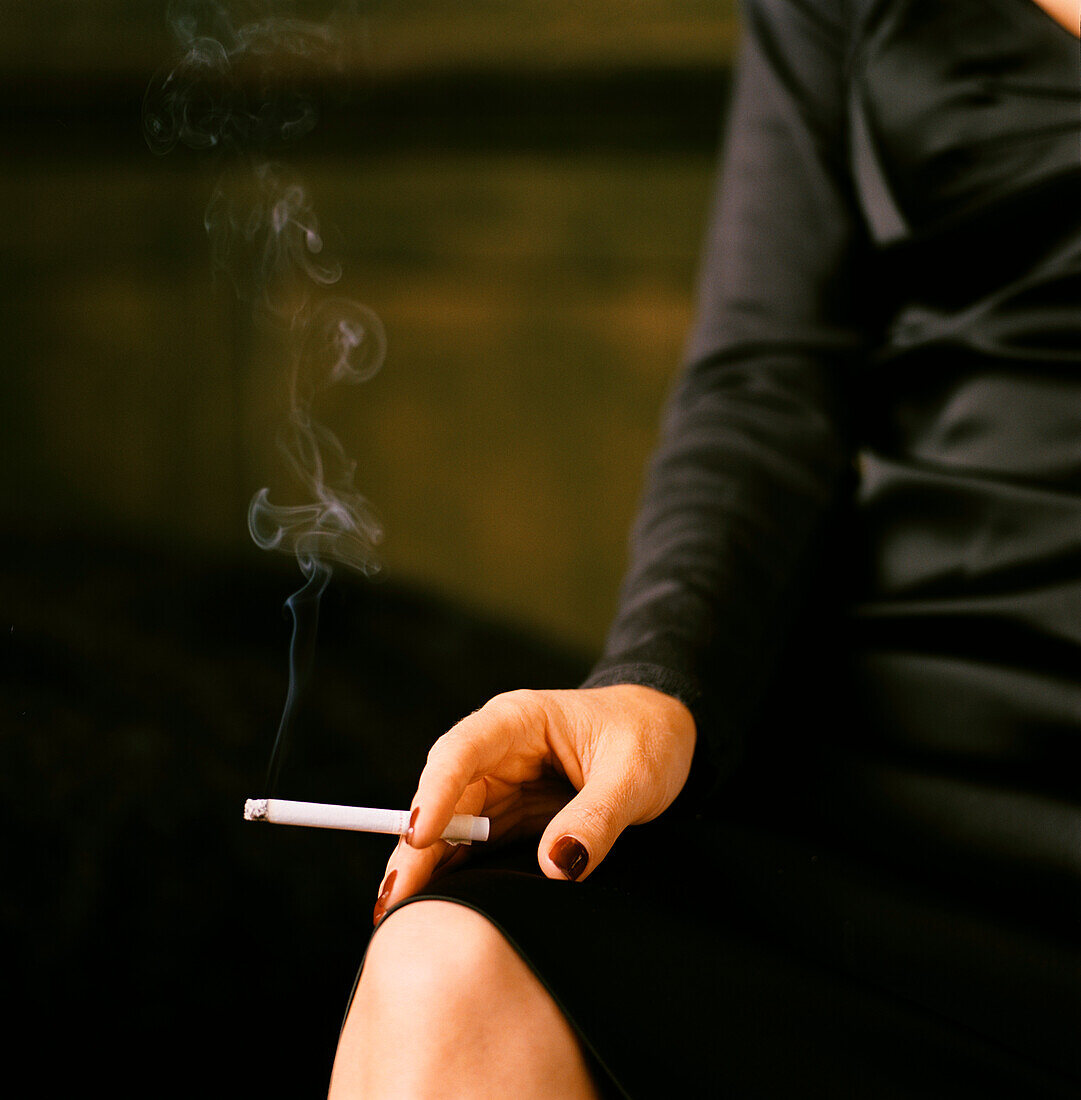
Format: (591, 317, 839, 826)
(371, 2, 1081, 1095)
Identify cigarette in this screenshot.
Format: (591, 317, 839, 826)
(243, 798, 490, 844)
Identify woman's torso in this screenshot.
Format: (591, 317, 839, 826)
(747, 0, 1081, 904)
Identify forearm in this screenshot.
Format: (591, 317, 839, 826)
(585, 0, 868, 786)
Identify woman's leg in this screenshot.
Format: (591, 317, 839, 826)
(328, 900, 604, 1100)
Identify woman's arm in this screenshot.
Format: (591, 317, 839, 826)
(584, 0, 869, 788)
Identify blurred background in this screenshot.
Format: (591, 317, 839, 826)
(2, 1, 736, 1093)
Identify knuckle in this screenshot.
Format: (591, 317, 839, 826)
(610, 725, 666, 779)
(485, 688, 550, 737)
(577, 791, 626, 835)
(489, 688, 542, 717)
(425, 728, 472, 769)
(425, 733, 453, 765)
(624, 739, 660, 779)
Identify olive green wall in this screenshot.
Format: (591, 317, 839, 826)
(3, 1, 737, 654)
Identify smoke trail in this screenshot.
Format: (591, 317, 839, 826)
(143, 1, 340, 158)
(247, 298, 386, 576)
(261, 557, 330, 796)
(145, 1, 385, 795)
(245, 293, 385, 791)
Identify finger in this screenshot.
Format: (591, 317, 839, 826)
(536, 752, 640, 883)
(373, 835, 453, 925)
(375, 773, 512, 921)
(409, 694, 543, 847)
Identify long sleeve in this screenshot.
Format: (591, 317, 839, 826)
(583, 0, 871, 790)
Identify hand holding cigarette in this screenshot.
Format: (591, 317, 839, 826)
(371, 685, 697, 924)
(243, 797, 490, 844)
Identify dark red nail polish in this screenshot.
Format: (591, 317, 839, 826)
(405, 806, 420, 843)
(549, 835, 589, 881)
(373, 869, 397, 925)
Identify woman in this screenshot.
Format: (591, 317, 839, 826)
(331, 1, 1081, 1095)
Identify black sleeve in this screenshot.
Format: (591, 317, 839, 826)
(582, 0, 869, 791)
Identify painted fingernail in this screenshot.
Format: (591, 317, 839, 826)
(373, 869, 397, 926)
(549, 835, 589, 881)
(405, 806, 420, 844)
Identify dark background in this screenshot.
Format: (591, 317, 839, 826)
(2, 2, 736, 1093)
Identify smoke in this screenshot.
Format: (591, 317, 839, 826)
(145, 1, 385, 794)
(202, 162, 344, 317)
(248, 296, 385, 577)
(142, 1, 342, 156)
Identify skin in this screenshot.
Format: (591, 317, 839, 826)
(330, 901, 606, 1099)
(380, 683, 696, 906)
(1030, 0, 1080, 35)
(328, 683, 695, 1098)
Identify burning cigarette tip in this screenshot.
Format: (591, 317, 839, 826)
(244, 798, 269, 822)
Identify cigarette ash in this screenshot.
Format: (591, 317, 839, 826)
(144, 1, 386, 798)
(243, 798, 270, 821)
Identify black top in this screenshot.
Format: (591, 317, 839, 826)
(584, 0, 1081, 871)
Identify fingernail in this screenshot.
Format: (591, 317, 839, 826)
(373, 869, 397, 926)
(549, 835, 589, 881)
(405, 806, 420, 844)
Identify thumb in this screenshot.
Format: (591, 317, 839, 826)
(537, 761, 637, 882)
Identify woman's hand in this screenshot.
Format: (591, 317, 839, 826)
(372, 683, 696, 923)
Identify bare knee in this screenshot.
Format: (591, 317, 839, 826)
(356, 900, 517, 1026)
(329, 900, 601, 1100)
